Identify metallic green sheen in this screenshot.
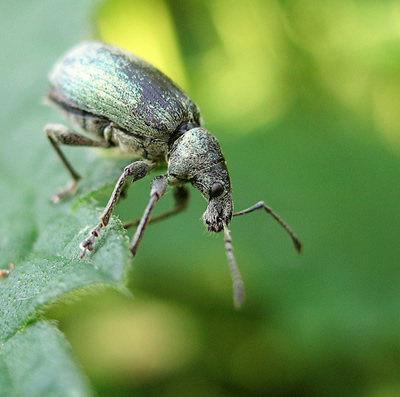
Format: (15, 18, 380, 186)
(48, 41, 201, 140)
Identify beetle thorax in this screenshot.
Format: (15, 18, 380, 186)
(167, 127, 224, 180)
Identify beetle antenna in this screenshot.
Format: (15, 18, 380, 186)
(222, 220, 245, 309)
(233, 201, 302, 253)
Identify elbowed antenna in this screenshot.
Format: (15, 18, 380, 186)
(222, 220, 245, 309)
(233, 201, 302, 254)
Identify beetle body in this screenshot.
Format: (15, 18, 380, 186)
(48, 42, 201, 160)
(45, 42, 301, 308)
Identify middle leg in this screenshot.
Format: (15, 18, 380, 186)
(123, 184, 189, 229)
(130, 175, 170, 257)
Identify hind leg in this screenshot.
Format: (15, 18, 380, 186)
(45, 123, 112, 202)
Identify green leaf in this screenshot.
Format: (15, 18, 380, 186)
(0, 0, 137, 395)
(0, 205, 131, 342)
(0, 321, 92, 397)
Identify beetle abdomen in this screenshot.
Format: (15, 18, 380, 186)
(48, 42, 201, 140)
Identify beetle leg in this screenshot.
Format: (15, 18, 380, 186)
(130, 174, 169, 257)
(45, 123, 112, 203)
(80, 161, 151, 258)
(123, 185, 189, 229)
(233, 201, 302, 253)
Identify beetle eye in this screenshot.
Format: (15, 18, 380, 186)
(210, 182, 224, 198)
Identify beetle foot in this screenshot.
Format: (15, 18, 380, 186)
(80, 224, 102, 258)
(50, 180, 79, 203)
(0, 263, 14, 279)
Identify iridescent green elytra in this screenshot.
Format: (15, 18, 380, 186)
(45, 41, 301, 308)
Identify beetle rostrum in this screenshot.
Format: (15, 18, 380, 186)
(45, 41, 301, 308)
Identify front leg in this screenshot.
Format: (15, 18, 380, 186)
(45, 123, 112, 202)
(233, 201, 302, 253)
(80, 161, 151, 258)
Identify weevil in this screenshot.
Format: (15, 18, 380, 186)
(45, 41, 301, 308)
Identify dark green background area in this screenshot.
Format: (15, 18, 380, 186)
(1, 1, 400, 396)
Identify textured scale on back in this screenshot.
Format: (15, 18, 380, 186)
(44, 41, 302, 309)
(48, 42, 201, 141)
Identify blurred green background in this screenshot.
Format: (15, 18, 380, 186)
(2, 0, 400, 396)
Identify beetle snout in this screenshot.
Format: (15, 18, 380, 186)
(206, 216, 224, 233)
(203, 195, 232, 233)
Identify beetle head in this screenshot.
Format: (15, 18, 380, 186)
(168, 127, 233, 232)
(192, 163, 232, 232)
